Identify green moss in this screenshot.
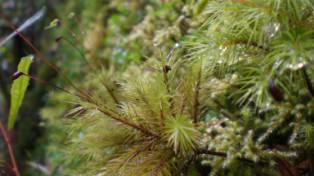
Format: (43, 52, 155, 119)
(41, 0, 314, 175)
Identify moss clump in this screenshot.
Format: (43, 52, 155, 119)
(42, 0, 314, 175)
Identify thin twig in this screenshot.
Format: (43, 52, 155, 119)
(102, 82, 119, 105)
(96, 107, 160, 138)
(119, 141, 155, 171)
(0, 122, 20, 176)
(62, 36, 94, 70)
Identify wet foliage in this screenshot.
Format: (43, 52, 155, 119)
(1, 0, 314, 176)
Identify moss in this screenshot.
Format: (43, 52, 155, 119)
(40, 0, 314, 175)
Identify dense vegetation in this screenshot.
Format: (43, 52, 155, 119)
(1, 0, 314, 176)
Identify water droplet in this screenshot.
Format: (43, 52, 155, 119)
(273, 60, 283, 69)
(285, 61, 307, 70)
(297, 62, 306, 69)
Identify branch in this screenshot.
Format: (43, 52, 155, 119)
(96, 107, 160, 138)
(0, 122, 20, 176)
(196, 149, 227, 157)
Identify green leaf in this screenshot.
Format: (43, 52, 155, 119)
(8, 55, 33, 129)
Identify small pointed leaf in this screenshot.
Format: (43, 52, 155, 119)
(8, 55, 33, 129)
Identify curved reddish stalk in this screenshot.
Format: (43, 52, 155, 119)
(0, 122, 20, 176)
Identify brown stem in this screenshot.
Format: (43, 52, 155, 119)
(96, 107, 160, 138)
(162, 65, 175, 117)
(274, 156, 299, 176)
(102, 82, 119, 105)
(0, 122, 20, 176)
(196, 149, 227, 157)
(193, 64, 202, 123)
(119, 141, 155, 171)
(179, 148, 264, 175)
(20, 72, 72, 95)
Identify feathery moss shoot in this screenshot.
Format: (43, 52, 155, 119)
(1, 0, 314, 175)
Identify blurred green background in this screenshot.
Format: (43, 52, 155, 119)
(0, 0, 203, 175)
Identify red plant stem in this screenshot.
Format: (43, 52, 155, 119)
(0, 122, 20, 176)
